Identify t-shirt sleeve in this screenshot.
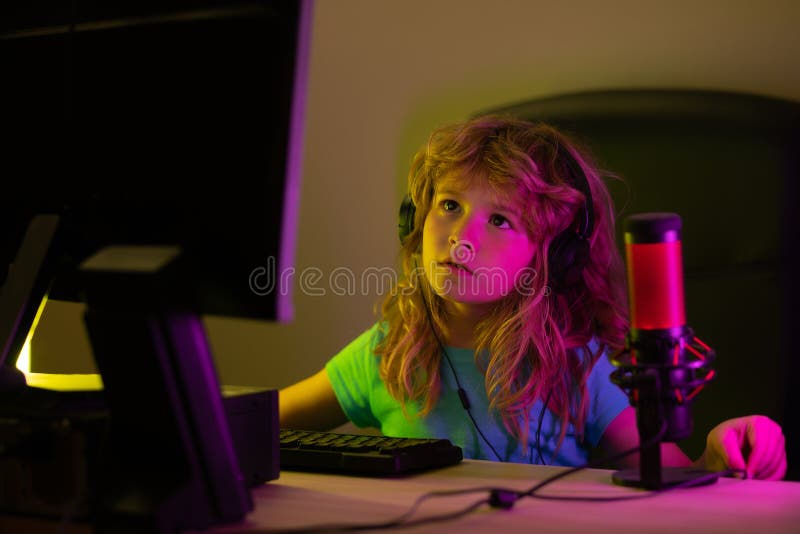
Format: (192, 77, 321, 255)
(584, 348, 631, 447)
(325, 323, 383, 429)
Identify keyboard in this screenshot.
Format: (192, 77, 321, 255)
(279, 429, 463, 476)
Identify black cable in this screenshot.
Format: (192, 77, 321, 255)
(379, 497, 489, 531)
(534, 389, 552, 465)
(502, 419, 740, 506)
(439, 343, 503, 462)
(258, 486, 491, 533)
(527, 467, 742, 502)
(410, 255, 502, 460)
(415, 257, 553, 465)
(417, 280, 503, 462)
(520, 419, 671, 500)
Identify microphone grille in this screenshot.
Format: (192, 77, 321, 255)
(624, 212, 682, 244)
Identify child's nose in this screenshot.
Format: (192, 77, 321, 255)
(448, 217, 481, 251)
(448, 234, 474, 250)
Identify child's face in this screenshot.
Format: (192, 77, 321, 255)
(421, 173, 537, 308)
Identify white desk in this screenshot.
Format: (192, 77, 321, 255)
(212, 460, 800, 533)
(2, 459, 798, 533)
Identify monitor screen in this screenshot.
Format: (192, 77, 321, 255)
(2, 0, 308, 325)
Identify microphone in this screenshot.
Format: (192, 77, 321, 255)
(611, 213, 716, 489)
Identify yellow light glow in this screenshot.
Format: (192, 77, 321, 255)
(15, 295, 49, 376)
(16, 338, 31, 374)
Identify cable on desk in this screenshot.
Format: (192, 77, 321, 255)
(259, 491, 490, 533)
(259, 421, 743, 533)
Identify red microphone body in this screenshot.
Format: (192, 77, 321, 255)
(624, 212, 692, 441)
(627, 235, 685, 331)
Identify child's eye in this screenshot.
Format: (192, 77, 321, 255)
(441, 199, 459, 212)
(489, 214, 511, 229)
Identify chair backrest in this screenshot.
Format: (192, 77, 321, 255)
(488, 89, 800, 479)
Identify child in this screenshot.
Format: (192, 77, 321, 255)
(281, 115, 786, 480)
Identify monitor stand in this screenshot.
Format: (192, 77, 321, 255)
(79, 245, 254, 532)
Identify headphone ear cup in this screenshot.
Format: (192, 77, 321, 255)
(398, 194, 416, 243)
(548, 231, 590, 292)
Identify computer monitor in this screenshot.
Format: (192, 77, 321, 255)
(2, 0, 308, 325)
(0, 0, 312, 530)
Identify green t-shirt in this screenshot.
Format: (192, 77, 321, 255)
(326, 323, 630, 465)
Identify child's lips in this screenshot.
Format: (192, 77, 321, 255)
(440, 261, 473, 274)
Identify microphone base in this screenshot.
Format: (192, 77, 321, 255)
(612, 467, 719, 490)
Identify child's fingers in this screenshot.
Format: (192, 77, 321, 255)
(718, 426, 747, 473)
(706, 416, 787, 479)
(771, 456, 788, 480)
(746, 417, 786, 480)
(755, 453, 787, 481)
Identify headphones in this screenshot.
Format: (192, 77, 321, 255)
(398, 144, 595, 293)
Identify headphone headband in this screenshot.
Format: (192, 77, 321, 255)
(559, 145, 595, 241)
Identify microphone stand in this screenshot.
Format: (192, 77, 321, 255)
(611, 327, 717, 489)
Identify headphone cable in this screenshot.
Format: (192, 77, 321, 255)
(535, 389, 552, 464)
(417, 279, 504, 462)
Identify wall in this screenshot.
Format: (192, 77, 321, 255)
(33, 0, 800, 396)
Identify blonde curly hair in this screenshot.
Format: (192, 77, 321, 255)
(376, 115, 628, 451)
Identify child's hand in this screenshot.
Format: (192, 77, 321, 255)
(702, 415, 786, 480)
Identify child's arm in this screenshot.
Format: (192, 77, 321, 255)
(597, 406, 694, 469)
(279, 368, 349, 430)
(599, 407, 786, 479)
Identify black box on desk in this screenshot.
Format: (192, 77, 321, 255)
(0, 381, 279, 520)
(222, 385, 280, 486)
